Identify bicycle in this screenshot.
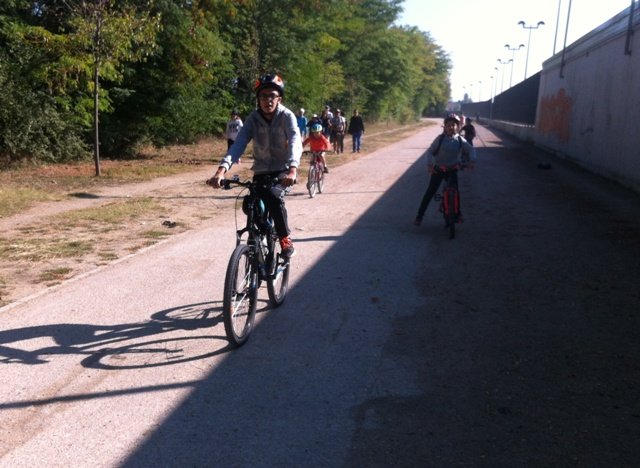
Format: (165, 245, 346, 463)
(433, 163, 466, 239)
(306, 150, 326, 198)
(219, 175, 291, 346)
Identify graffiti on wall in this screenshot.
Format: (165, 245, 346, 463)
(537, 88, 572, 143)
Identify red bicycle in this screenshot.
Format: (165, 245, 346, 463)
(305, 150, 326, 198)
(433, 163, 466, 239)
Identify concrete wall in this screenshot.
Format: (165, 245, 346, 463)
(463, 73, 540, 125)
(535, 5, 640, 192)
(486, 120, 535, 144)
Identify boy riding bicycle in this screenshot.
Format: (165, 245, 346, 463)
(414, 113, 476, 226)
(208, 73, 302, 257)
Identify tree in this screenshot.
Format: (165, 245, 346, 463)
(61, 0, 160, 175)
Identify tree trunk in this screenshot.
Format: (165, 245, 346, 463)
(93, 11, 102, 177)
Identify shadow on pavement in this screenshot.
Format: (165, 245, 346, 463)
(122, 129, 640, 467)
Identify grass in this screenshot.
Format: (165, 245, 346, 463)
(0, 275, 7, 300)
(0, 237, 94, 262)
(0, 198, 165, 266)
(0, 119, 434, 306)
(0, 121, 432, 219)
(54, 197, 164, 226)
(0, 187, 61, 217)
(38, 267, 74, 283)
(0, 137, 225, 219)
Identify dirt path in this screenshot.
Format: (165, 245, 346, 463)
(0, 123, 429, 307)
(0, 165, 223, 307)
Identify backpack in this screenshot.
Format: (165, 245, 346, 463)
(433, 134, 462, 156)
(332, 116, 345, 133)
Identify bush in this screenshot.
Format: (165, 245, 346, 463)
(0, 74, 88, 164)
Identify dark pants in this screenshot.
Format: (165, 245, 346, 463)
(416, 170, 459, 220)
(351, 131, 363, 151)
(254, 174, 290, 239)
(332, 132, 345, 153)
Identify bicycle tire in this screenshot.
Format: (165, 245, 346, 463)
(307, 166, 318, 198)
(447, 189, 456, 239)
(222, 244, 258, 347)
(266, 235, 290, 306)
(317, 165, 325, 193)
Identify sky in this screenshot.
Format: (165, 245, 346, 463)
(396, 0, 634, 102)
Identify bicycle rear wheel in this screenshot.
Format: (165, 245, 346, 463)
(266, 236, 290, 306)
(222, 244, 258, 347)
(307, 166, 318, 198)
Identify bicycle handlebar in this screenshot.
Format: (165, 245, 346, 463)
(217, 175, 282, 190)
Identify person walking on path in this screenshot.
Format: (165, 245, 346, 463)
(208, 74, 302, 257)
(347, 109, 365, 152)
(297, 108, 308, 139)
(225, 109, 244, 163)
(330, 109, 346, 154)
(225, 109, 243, 150)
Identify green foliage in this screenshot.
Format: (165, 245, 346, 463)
(0, 51, 88, 163)
(0, 0, 453, 163)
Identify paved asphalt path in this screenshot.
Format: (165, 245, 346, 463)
(1, 121, 639, 467)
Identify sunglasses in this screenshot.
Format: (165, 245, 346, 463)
(258, 93, 280, 101)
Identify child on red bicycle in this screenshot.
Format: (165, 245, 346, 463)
(302, 123, 331, 173)
(414, 113, 476, 226)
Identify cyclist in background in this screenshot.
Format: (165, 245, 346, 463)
(413, 113, 475, 226)
(303, 123, 331, 173)
(460, 117, 476, 145)
(208, 73, 302, 257)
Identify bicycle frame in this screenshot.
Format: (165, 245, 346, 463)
(306, 151, 326, 198)
(222, 176, 276, 275)
(220, 175, 291, 346)
(433, 164, 463, 239)
(309, 152, 324, 172)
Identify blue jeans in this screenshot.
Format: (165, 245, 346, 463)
(351, 132, 363, 151)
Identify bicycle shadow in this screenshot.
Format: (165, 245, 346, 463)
(0, 302, 228, 369)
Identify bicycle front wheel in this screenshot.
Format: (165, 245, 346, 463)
(307, 166, 318, 198)
(267, 237, 290, 307)
(223, 244, 258, 347)
(317, 165, 325, 193)
(446, 190, 456, 239)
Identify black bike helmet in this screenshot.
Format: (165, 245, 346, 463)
(254, 74, 285, 98)
(444, 113, 461, 125)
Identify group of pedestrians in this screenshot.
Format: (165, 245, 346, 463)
(297, 106, 364, 154)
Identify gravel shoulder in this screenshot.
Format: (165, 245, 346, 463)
(0, 164, 226, 307)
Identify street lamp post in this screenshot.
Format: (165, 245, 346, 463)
(504, 43, 525, 87)
(491, 67, 499, 119)
(478, 81, 482, 102)
(518, 20, 545, 80)
(497, 59, 512, 94)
